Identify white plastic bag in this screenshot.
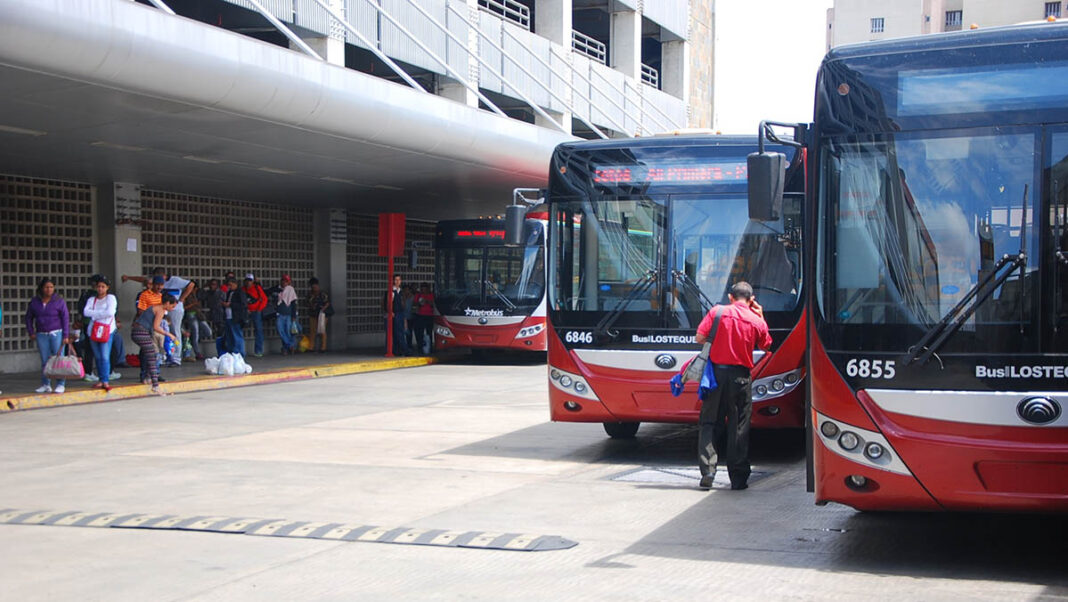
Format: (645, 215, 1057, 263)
(232, 353, 251, 375)
(204, 357, 220, 375)
(218, 353, 235, 376)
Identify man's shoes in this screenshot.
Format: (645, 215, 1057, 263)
(35, 385, 52, 394)
(84, 373, 100, 382)
(109, 372, 122, 381)
(698, 475, 715, 490)
(730, 482, 748, 491)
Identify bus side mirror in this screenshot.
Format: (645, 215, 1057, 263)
(747, 151, 786, 221)
(505, 205, 528, 246)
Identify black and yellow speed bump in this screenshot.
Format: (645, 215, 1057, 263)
(0, 509, 578, 552)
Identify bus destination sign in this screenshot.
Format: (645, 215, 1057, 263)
(592, 161, 748, 185)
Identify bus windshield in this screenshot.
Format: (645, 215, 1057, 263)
(550, 194, 802, 331)
(818, 130, 1038, 352)
(435, 224, 544, 315)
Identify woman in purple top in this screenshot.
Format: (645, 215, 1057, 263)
(25, 278, 71, 394)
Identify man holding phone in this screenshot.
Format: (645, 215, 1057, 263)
(693, 281, 772, 491)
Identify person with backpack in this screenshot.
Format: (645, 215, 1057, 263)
(243, 274, 268, 357)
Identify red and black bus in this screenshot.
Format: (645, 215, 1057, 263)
(750, 22, 1068, 511)
(545, 134, 807, 438)
(433, 216, 547, 352)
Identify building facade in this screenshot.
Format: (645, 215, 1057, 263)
(0, 0, 716, 374)
(827, 0, 1063, 49)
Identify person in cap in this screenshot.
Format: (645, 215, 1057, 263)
(243, 273, 268, 357)
(123, 268, 194, 366)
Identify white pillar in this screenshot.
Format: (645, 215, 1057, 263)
(536, 0, 572, 46)
(291, 0, 345, 66)
(611, 8, 641, 81)
(97, 182, 144, 355)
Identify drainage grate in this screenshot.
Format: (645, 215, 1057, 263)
(610, 466, 771, 489)
(0, 509, 577, 552)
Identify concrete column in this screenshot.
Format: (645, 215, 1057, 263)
(436, 0, 479, 107)
(661, 39, 689, 100)
(610, 8, 641, 81)
(313, 208, 349, 351)
(536, 0, 572, 46)
(96, 182, 144, 354)
(535, 108, 572, 133)
(291, 0, 345, 66)
(437, 78, 477, 107)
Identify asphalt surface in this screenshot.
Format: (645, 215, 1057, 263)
(1, 352, 1065, 601)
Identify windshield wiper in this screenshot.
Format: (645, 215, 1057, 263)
(671, 269, 714, 313)
(595, 269, 658, 337)
(904, 185, 1029, 366)
(484, 280, 517, 311)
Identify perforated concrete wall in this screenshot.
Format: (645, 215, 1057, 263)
(0, 175, 94, 355)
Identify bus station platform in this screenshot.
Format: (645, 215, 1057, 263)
(0, 351, 441, 413)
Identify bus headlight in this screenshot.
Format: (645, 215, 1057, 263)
(820, 421, 840, 438)
(864, 442, 886, 460)
(548, 365, 599, 401)
(516, 324, 544, 339)
(435, 325, 454, 338)
(751, 369, 803, 400)
(838, 431, 860, 451)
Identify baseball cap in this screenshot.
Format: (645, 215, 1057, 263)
(245, 273, 255, 280)
(281, 274, 291, 282)
(151, 275, 166, 284)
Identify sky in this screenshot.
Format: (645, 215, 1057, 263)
(712, 0, 835, 134)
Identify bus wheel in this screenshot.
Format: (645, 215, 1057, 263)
(603, 422, 640, 439)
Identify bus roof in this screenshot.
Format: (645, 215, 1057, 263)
(827, 20, 1068, 63)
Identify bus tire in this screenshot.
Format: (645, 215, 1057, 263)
(603, 421, 640, 439)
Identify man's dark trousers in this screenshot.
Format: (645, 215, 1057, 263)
(698, 363, 753, 488)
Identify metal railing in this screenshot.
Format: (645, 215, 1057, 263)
(478, 0, 530, 30)
(139, 0, 684, 136)
(571, 30, 607, 65)
(641, 63, 659, 89)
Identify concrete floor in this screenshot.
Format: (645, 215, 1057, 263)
(1, 354, 1065, 601)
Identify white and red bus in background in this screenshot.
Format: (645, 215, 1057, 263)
(433, 211, 547, 352)
(543, 134, 807, 439)
(749, 22, 1068, 512)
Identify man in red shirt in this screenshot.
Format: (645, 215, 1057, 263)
(694, 281, 772, 491)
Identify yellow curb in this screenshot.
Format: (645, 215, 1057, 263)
(1, 356, 437, 413)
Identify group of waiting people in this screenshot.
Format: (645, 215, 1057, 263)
(385, 275, 435, 356)
(24, 270, 333, 395)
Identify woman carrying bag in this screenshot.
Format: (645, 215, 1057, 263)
(83, 276, 118, 392)
(131, 294, 179, 395)
(25, 277, 72, 394)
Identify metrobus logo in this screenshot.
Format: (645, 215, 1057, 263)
(976, 365, 1068, 379)
(464, 307, 505, 317)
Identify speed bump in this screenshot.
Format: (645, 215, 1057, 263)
(0, 508, 578, 552)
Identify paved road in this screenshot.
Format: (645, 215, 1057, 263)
(1, 355, 1065, 600)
